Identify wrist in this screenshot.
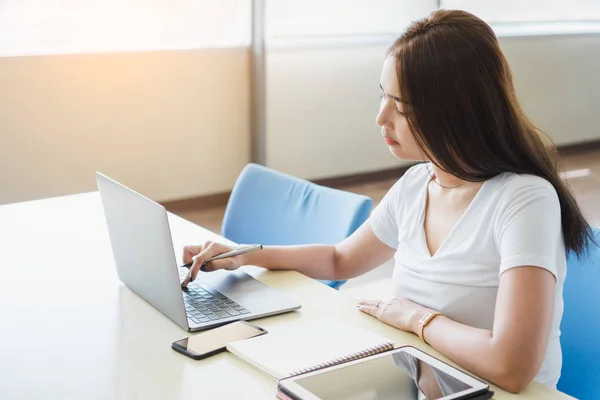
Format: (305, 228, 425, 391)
(417, 310, 443, 343)
(411, 307, 431, 335)
(239, 251, 251, 267)
(239, 246, 261, 267)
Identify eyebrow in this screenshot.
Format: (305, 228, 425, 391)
(379, 83, 404, 103)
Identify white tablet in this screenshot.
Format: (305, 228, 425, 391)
(277, 346, 492, 400)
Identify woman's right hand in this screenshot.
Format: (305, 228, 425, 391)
(180, 241, 242, 287)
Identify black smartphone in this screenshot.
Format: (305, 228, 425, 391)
(171, 320, 267, 360)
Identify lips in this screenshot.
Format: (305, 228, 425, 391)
(384, 137, 398, 145)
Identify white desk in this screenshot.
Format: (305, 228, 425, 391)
(0, 193, 573, 399)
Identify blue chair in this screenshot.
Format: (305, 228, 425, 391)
(221, 163, 372, 289)
(558, 227, 600, 399)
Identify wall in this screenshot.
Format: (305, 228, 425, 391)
(265, 33, 600, 179)
(0, 49, 250, 205)
(1, 33, 600, 205)
(500, 33, 600, 145)
(265, 44, 403, 180)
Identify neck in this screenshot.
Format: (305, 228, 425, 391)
(430, 164, 468, 188)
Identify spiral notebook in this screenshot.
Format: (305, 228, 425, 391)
(225, 321, 396, 380)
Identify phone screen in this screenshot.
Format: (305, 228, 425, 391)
(173, 321, 265, 356)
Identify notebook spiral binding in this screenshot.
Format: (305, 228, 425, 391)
(288, 341, 395, 378)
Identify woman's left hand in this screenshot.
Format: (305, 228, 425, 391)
(358, 298, 431, 334)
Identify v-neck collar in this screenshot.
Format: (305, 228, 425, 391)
(418, 164, 488, 258)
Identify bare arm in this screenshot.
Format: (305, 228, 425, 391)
(243, 220, 395, 280)
(421, 266, 555, 393)
(182, 220, 395, 286)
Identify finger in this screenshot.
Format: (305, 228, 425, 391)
(181, 258, 205, 287)
(182, 245, 212, 287)
(183, 243, 235, 285)
(189, 244, 223, 280)
(182, 245, 203, 264)
(203, 258, 235, 272)
(181, 269, 191, 288)
(358, 305, 381, 318)
(188, 258, 206, 283)
(357, 299, 381, 308)
(201, 260, 218, 272)
(188, 242, 218, 268)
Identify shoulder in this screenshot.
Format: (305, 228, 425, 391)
(491, 172, 555, 192)
(485, 173, 562, 238)
(373, 163, 429, 220)
(487, 172, 559, 207)
(387, 163, 431, 195)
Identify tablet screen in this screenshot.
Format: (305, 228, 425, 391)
(284, 347, 481, 400)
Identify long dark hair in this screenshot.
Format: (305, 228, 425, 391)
(390, 9, 594, 257)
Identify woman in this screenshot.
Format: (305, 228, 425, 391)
(181, 10, 594, 393)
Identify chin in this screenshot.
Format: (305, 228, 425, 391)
(389, 147, 425, 162)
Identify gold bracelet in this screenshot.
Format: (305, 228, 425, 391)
(417, 311, 442, 343)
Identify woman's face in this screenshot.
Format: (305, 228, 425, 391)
(376, 56, 427, 162)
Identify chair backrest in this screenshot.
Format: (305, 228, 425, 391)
(221, 163, 373, 289)
(558, 227, 600, 399)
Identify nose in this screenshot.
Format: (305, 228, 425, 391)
(375, 100, 392, 130)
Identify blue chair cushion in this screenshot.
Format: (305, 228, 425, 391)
(221, 164, 373, 289)
(558, 228, 600, 399)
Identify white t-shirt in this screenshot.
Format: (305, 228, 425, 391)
(369, 163, 566, 388)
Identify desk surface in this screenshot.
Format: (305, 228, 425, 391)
(0, 193, 573, 399)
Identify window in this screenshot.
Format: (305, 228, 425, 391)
(440, 0, 600, 23)
(0, 0, 251, 57)
(4, 1, 599, 57)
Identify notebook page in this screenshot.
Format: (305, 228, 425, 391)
(226, 320, 395, 380)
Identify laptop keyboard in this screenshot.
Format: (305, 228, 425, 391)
(182, 285, 250, 325)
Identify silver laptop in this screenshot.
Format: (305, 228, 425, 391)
(96, 172, 301, 331)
